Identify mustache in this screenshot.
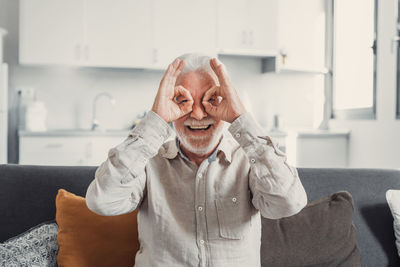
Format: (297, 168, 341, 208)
(183, 118, 216, 127)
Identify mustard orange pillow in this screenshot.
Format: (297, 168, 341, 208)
(56, 189, 139, 267)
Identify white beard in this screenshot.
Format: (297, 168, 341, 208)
(174, 124, 224, 156)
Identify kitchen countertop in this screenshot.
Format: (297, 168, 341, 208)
(19, 128, 288, 137)
(287, 127, 350, 137)
(19, 129, 131, 137)
(19, 128, 349, 138)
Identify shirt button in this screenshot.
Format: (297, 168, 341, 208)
(232, 197, 237, 203)
(199, 240, 205, 245)
(250, 158, 256, 164)
(198, 206, 203, 211)
(235, 133, 241, 138)
(197, 173, 203, 178)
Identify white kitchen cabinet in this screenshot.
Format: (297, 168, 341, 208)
(84, 0, 153, 68)
(19, 0, 85, 65)
(20, 0, 153, 68)
(20, 0, 326, 71)
(286, 129, 350, 168)
(152, 0, 217, 68)
(217, 0, 278, 54)
(20, 0, 216, 69)
(19, 134, 126, 166)
(277, 0, 326, 72)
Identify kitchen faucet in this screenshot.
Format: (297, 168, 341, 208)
(91, 92, 116, 131)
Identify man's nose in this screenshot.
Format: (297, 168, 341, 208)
(190, 102, 207, 120)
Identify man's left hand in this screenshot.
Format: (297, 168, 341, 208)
(202, 58, 246, 123)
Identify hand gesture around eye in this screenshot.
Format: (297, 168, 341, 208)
(151, 58, 194, 123)
(202, 58, 246, 123)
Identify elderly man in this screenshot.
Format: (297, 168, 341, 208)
(85, 54, 307, 267)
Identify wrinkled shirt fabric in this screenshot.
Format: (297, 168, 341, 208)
(86, 111, 307, 267)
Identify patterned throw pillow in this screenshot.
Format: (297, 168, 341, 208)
(0, 221, 58, 267)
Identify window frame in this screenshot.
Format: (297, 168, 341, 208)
(330, 0, 378, 120)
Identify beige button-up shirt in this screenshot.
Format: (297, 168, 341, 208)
(86, 111, 307, 267)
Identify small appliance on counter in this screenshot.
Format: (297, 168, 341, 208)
(17, 87, 48, 132)
(25, 100, 47, 132)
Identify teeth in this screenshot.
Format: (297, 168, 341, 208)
(189, 125, 209, 129)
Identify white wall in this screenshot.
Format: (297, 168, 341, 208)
(330, 0, 400, 169)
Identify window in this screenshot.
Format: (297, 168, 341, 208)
(331, 0, 377, 119)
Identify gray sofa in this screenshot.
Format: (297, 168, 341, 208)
(1, 164, 400, 266)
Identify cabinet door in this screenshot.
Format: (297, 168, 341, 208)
(19, 135, 126, 166)
(19, 0, 84, 65)
(245, 0, 278, 51)
(217, 0, 247, 50)
(84, 0, 153, 68)
(278, 0, 326, 68)
(19, 136, 88, 166)
(153, 0, 217, 68)
(295, 136, 348, 168)
(217, 0, 278, 52)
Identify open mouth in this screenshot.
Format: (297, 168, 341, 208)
(186, 124, 212, 131)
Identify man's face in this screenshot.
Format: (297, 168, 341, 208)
(173, 71, 224, 156)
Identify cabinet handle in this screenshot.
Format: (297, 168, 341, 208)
(242, 31, 247, 45)
(84, 45, 90, 60)
(249, 30, 254, 46)
(45, 143, 63, 148)
(74, 44, 81, 60)
(153, 49, 158, 64)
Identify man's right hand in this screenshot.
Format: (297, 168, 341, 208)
(151, 58, 193, 123)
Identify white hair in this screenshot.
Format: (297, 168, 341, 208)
(177, 53, 215, 76)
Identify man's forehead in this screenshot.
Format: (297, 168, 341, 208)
(176, 71, 218, 89)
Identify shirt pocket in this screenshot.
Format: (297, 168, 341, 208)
(215, 196, 253, 240)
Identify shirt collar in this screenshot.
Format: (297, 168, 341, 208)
(160, 131, 236, 164)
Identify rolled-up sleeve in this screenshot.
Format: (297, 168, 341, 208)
(85, 111, 174, 216)
(228, 112, 307, 219)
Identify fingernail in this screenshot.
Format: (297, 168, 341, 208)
(215, 58, 222, 65)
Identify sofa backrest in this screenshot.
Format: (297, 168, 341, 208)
(1, 164, 400, 266)
(0, 164, 95, 241)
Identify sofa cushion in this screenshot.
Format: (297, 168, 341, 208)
(261, 191, 361, 267)
(56, 189, 139, 267)
(0, 221, 58, 267)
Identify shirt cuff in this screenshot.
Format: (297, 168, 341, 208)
(228, 112, 266, 150)
(128, 110, 174, 148)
